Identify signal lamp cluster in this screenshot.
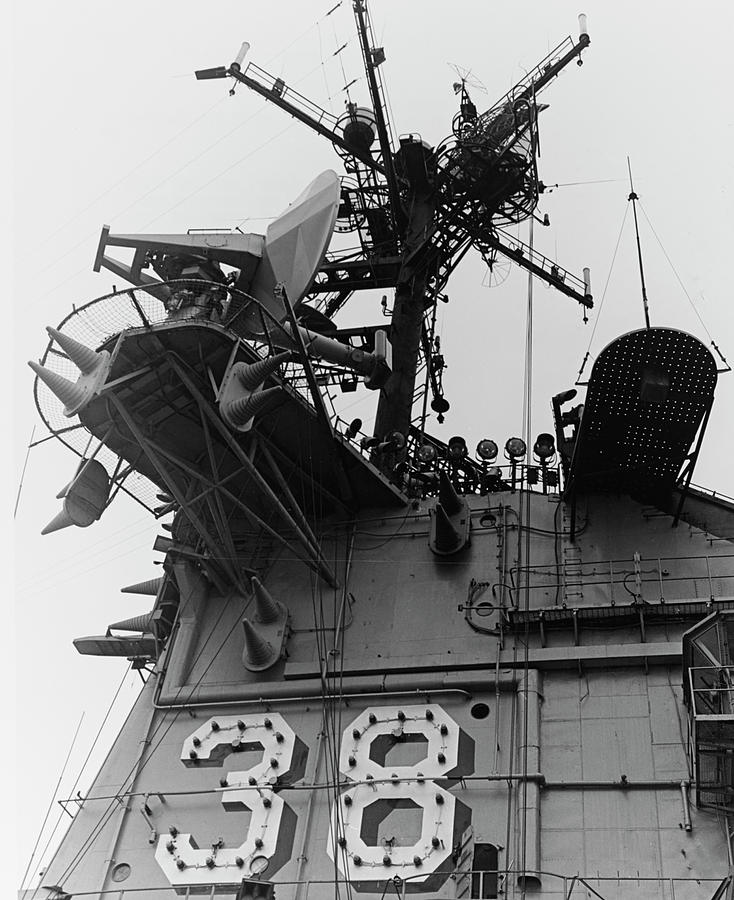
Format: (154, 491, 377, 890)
(408, 432, 559, 497)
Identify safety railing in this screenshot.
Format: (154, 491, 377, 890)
(241, 62, 340, 132)
(509, 553, 734, 610)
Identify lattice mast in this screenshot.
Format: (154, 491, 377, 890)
(193, 5, 593, 472)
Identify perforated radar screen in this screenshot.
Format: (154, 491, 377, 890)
(569, 327, 717, 494)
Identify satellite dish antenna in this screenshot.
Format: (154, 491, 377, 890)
(265, 169, 340, 304)
(245, 169, 341, 332)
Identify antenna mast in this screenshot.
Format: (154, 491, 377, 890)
(627, 157, 651, 329)
(192, 7, 593, 474)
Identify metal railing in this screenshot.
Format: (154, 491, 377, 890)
(509, 553, 734, 610)
(242, 62, 340, 132)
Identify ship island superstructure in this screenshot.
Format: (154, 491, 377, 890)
(22, 4, 733, 900)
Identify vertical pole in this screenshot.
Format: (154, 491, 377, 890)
(627, 157, 651, 329)
(352, 0, 402, 222)
(373, 186, 436, 469)
(706, 556, 715, 601)
(609, 560, 615, 606)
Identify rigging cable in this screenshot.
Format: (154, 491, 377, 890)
(317, 18, 334, 109)
(332, 526, 356, 900)
(30, 41, 343, 304)
(301, 392, 346, 900)
(638, 201, 730, 370)
(24, 0, 336, 266)
(13, 425, 35, 519)
(20, 712, 85, 892)
(576, 201, 629, 383)
(26, 96, 229, 267)
(330, 5, 356, 104)
(23, 664, 133, 891)
(30, 5, 336, 278)
(16, 529, 162, 600)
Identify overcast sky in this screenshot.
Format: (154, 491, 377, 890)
(12, 0, 733, 890)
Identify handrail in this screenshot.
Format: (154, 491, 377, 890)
(509, 552, 734, 608)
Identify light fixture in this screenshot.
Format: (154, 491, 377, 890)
(504, 437, 527, 460)
(417, 443, 437, 465)
(476, 439, 498, 462)
(379, 430, 406, 452)
(431, 396, 450, 423)
(553, 388, 577, 405)
(447, 435, 468, 462)
(480, 464, 503, 496)
(344, 418, 362, 440)
(533, 433, 556, 462)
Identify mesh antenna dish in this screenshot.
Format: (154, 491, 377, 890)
(481, 250, 511, 288)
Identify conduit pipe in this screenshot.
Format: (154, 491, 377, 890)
(155, 669, 518, 709)
(160, 560, 209, 690)
(66, 774, 696, 806)
(517, 669, 542, 890)
(681, 779, 692, 832)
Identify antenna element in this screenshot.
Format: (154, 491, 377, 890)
(627, 157, 651, 329)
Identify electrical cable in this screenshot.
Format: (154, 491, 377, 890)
(350, 504, 414, 550)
